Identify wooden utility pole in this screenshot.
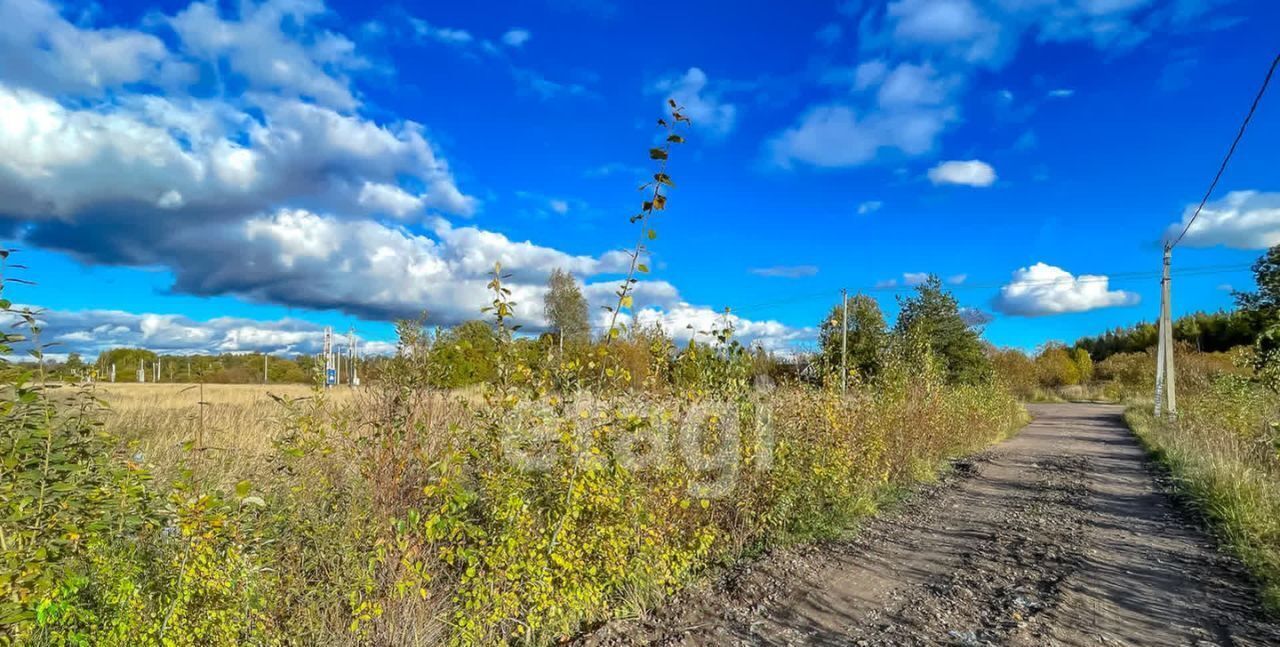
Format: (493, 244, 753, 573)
(1154, 246, 1177, 417)
(841, 288, 849, 395)
(263, 353, 269, 384)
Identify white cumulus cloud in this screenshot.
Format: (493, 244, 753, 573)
(501, 28, 531, 47)
(928, 159, 997, 187)
(769, 103, 955, 168)
(1162, 190, 1280, 249)
(993, 263, 1139, 317)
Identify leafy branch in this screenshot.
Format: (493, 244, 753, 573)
(603, 99, 689, 343)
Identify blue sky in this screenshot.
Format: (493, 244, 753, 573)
(2, 0, 1278, 358)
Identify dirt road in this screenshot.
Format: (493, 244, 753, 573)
(585, 404, 1280, 646)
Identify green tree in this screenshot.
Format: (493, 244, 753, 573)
(543, 268, 590, 348)
(429, 320, 498, 387)
(1071, 347, 1094, 383)
(1235, 244, 1280, 364)
(1034, 343, 1080, 387)
(96, 348, 158, 382)
(1234, 244, 1280, 317)
(818, 294, 887, 381)
(894, 276, 991, 384)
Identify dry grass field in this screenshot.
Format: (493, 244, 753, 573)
(95, 382, 363, 486)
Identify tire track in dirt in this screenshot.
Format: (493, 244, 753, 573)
(582, 404, 1280, 646)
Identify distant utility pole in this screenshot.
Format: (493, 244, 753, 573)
(110, 363, 116, 383)
(263, 353, 269, 384)
(1154, 247, 1177, 417)
(1155, 54, 1278, 414)
(348, 327, 359, 387)
(841, 288, 849, 396)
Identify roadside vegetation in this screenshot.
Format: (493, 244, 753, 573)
(2, 105, 1026, 646)
(1063, 246, 1279, 614)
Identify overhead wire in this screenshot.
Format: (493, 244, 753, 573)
(1169, 52, 1279, 249)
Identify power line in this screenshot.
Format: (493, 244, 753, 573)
(1169, 52, 1279, 249)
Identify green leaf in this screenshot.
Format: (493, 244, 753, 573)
(637, 264, 649, 273)
(654, 173, 675, 187)
(235, 480, 252, 498)
(648, 148, 668, 161)
(621, 295, 633, 308)
(648, 229, 657, 240)
(667, 134, 685, 144)
(653, 194, 667, 210)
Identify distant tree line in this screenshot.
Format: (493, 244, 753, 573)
(1074, 245, 1280, 361)
(1073, 310, 1260, 361)
(82, 349, 319, 384)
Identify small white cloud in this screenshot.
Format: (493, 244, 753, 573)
(857, 200, 883, 215)
(501, 28, 531, 47)
(874, 279, 899, 289)
(928, 159, 997, 187)
(1162, 190, 1280, 249)
(876, 62, 956, 108)
(1048, 88, 1074, 98)
(769, 103, 954, 168)
(993, 263, 1139, 317)
(650, 67, 737, 136)
(947, 273, 967, 284)
(887, 0, 1001, 63)
(548, 199, 569, 215)
(750, 265, 819, 278)
(1217, 283, 1233, 292)
(156, 189, 184, 209)
(409, 17, 473, 45)
(903, 272, 930, 285)
(770, 60, 960, 169)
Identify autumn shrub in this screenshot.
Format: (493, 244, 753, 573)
(1126, 383, 1280, 612)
